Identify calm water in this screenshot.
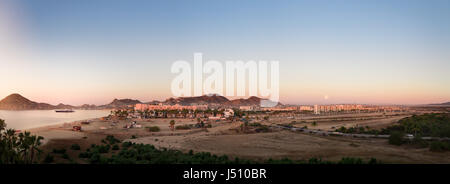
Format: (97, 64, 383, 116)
(0, 110, 110, 130)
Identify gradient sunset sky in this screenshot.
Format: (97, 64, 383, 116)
(0, 0, 449, 105)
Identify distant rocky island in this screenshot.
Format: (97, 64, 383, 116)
(0, 93, 280, 110)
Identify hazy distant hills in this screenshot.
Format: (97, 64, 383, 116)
(55, 103, 75, 109)
(227, 96, 264, 106)
(0, 93, 281, 110)
(429, 102, 450, 106)
(163, 94, 229, 105)
(0, 93, 143, 110)
(98, 99, 142, 109)
(161, 95, 281, 107)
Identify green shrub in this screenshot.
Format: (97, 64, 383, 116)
(147, 126, 160, 132)
(176, 125, 191, 130)
(62, 153, 70, 160)
(339, 157, 363, 164)
(52, 148, 67, 154)
(255, 125, 270, 133)
(389, 131, 405, 146)
(43, 154, 54, 163)
(94, 145, 110, 153)
(409, 135, 428, 148)
(430, 141, 450, 152)
(105, 135, 120, 144)
(122, 141, 133, 149)
(249, 123, 262, 127)
(71, 144, 81, 150)
(78, 152, 92, 158)
(112, 144, 120, 150)
(368, 158, 379, 164)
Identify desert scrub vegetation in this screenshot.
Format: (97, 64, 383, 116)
(429, 141, 450, 152)
(146, 126, 161, 132)
(383, 113, 450, 151)
(175, 124, 192, 130)
(71, 144, 81, 150)
(389, 131, 405, 146)
(52, 148, 67, 154)
(80, 141, 381, 164)
(249, 123, 271, 133)
(383, 113, 450, 137)
(73, 135, 380, 164)
(336, 113, 450, 137)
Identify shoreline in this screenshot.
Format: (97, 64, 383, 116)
(26, 117, 106, 145)
(0, 109, 110, 131)
(26, 117, 100, 132)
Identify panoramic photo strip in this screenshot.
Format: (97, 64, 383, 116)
(1, 0, 449, 182)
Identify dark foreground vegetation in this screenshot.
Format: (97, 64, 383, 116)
(2, 118, 379, 164)
(324, 113, 450, 152)
(74, 136, 379, 164)
(348, 113, 450, 151)
(0, 119, 44, 164)
(335, 113, 450, 137)
(384, 113, 450, 137)
(386, 113, 450, 151)
(388, 130, 450, 151)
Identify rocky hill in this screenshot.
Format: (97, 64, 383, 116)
(163, 94, 230, 105)
(99, 98, 142, 109)
(160, 95, 281, 107)
(0, 93, 56, 110)
(227, 96, 263, 106)
(0, 93, 282, 110)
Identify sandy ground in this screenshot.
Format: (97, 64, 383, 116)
(260, 112, 413, 131)
(28, 112, 450, 164)
(129, 128, 450, 164)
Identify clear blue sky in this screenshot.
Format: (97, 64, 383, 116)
(0, 0, 449, 105)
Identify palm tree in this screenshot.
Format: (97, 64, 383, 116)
(0, 119, 6, 131)
(0, 120, 44, 164)
(4, 129, 17, 151)
(29, 135, 44, 164)
(17, 131, 44, 164)
(411, 124, 421, 136)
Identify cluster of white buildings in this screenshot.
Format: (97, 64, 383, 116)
(236, 104, 407, 115)
(312, 104, 407, 114)
(134, 103, 208, 111)
(134, 102, 407, 116)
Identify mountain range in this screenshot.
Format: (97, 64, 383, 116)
(429, 102, 450, 106)
(0, 93, 279, 110)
